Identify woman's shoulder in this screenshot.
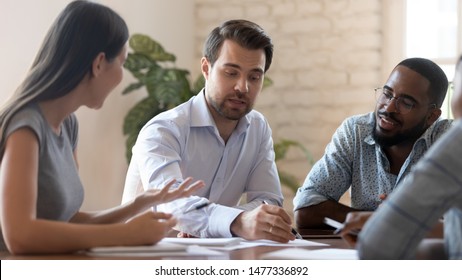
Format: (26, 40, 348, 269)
(7, 104, 43, 133)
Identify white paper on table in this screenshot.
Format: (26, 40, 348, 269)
(261, 248, 358, 260)
(210, 238, 329, 251)
(242, 239, 328, 246)
(162, 237, 241, 247)
(86, 241, 224, 257)
(86, 240, 225, 257)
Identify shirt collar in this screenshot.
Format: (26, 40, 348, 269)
(190, 89, 216, 128)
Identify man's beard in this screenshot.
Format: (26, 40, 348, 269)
(210, 93, 252, 120)
(372, 111, 429, 148)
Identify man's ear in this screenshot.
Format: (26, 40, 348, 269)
(427, 108, 442, 125)
(201, 57, 210, 80)
(91, 52, 106, 77)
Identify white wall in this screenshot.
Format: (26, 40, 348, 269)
(0, 0, 195, 210)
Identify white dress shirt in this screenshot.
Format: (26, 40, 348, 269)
(122, 90, 283, 237)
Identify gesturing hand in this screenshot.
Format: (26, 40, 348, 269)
(230, 204, 295, 243)
(135, 177, 205, 211)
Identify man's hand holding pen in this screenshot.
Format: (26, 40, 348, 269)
(263, 201, 303, 239)
(230, 201, 296, 243)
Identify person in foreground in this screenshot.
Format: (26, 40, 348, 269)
(293, 57, 452, 230)
(122, 19, 295, 242)
(342, 56, 462, 259)
(0, 0, 203, 255)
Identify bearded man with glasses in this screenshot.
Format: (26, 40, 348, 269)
(294, 57, 452, 235)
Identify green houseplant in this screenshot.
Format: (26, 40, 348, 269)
(122, 34, 200, 162)
(274, 139, 314, 193)
(122, 34, 311, 193)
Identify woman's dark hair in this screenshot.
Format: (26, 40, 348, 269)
(203, 19, 273, 72)
(0, 0, 129, 156)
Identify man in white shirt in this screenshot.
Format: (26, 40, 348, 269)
(122, 19, 294, 242)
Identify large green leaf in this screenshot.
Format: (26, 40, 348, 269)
(142, 68, 167, 96)
(123, 97, 161, 135)
(163, 68, 190, 81)
(122, 82, 144, 95)
(129, 34, 176, 62)
(149, 81, 189, 107)
(124, 53, 158, 72)
(142, 68, 192, 105)
(129, 70, 147, 82)
(163, 69, 193, 103)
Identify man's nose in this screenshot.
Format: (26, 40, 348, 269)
(383, 97, 399, 113)
(234, 77, 249, 93)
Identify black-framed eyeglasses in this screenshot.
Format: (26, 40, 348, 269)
(374, 88, 436, 115)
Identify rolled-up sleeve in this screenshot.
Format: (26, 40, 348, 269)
(293, 118, 355, 210)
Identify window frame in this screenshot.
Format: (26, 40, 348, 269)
(382, 0, 461, 119)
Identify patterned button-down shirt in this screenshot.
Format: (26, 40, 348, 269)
(358, 120, 462, 259)
(293, 112, 452, 211)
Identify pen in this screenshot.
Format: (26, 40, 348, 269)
(262, 200, 303, 239)
(182, 201, 211, 214)
(324, 217, 359, 236)
(291, 227, 304, 239)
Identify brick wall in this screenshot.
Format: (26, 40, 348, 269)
(195, 0, 383, 206)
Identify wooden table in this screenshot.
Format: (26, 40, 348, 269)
(0, 238, 349, 260)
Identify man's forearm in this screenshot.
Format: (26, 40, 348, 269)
(294, 200, 357, 230)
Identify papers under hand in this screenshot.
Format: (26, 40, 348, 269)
(86, 237, 331, 257)
(161, 237, 327, 247)
(87, 240, 187, 257)
(261, 248, 358, 260)
(241, 238, 328, 247)
(87, 240, 224, 257)
(162, 238, 328, 252)
(163, 237, 241, 247)
(164, 238, 327, 248)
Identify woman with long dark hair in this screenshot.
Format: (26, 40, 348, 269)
(0, 0, 203, 255)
